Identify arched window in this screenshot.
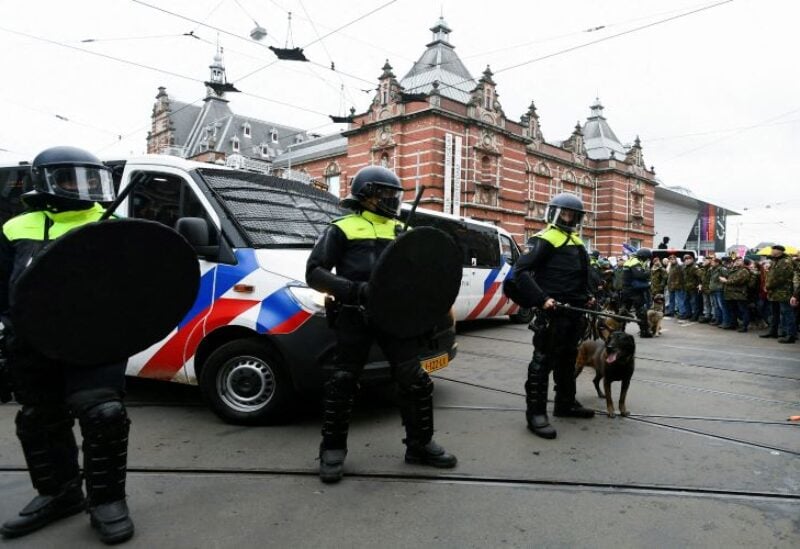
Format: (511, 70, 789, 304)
(562, 170, 576, 184)
(535, 162, 551, 177)
(380, 153, 390, 168)
(324, 162, 341, 197)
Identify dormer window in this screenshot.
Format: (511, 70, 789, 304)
(484, 88, 493, 110)
(242, 122, 251, 138)
(271, 129, 279, 143)
(260, 144, 269, 157)
(294, 135, 304, 144)
(231, 136, 240, 152)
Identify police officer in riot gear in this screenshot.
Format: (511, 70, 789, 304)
(622, 248, 653, 338)
(0, 147, 134, 544)
(306, 165, 456, 483)
(514, 193, 595, 439)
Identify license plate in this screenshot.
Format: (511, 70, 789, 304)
(421, 353, 449, 373)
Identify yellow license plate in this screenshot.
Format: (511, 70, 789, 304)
(421, 354, 449, 373)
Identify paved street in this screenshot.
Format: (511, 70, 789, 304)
(1, 316, 798, 548)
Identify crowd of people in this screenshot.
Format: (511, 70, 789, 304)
(590, 245, 800, 343)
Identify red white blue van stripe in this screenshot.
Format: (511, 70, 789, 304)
(137, 249, 311, 380)
(466, 265, 517, 320)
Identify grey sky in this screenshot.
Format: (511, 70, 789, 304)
(1, 0, 798, 247)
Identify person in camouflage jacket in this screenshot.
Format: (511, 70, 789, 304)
(666, 255, 684, 317)
(697, 260, 713, 323)
(720, 257, 750, 331)
(762, 245, 797, 343)
(707, 257, 729, 326)
(651, 260, 667, 296)
(682, 255, 702, 320)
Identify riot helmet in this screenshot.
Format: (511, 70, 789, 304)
(27, 146, 115, 211)
(635, 248, 652, 261)
(341, 165, 404, 218)
(545, 192, 585, 233)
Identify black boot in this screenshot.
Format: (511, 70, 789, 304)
(554, 399, 596, 418)
(1, 480, 85, 539)
(525, 352, 556, 439)
(759, 331, 778, 338)
(318, 371, 356, 484)
(405, 440, 457, 468)
(1, 407, 85, 539)
(399, 367, 457, 468)
(778, 335, 797, 344)
(79, 401, 134, 545)
(319, 446, 347, 484)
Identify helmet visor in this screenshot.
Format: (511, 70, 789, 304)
(546, 206, 584, 231)
(40, 165, 115, 202)
(370, 184, 403, 217)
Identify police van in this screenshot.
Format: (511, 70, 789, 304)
(0, 156, 456, 425)
(400, 206, 532, 324)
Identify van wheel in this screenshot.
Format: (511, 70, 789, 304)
(199, 338, 294, 425)
(509, 307, 534, 324)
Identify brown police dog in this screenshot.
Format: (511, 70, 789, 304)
(647, 294, 665, 337)
(574, 331, 636, 417)
(596, 304, 625, 342)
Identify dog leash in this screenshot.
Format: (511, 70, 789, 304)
(553, 303, 639, 323)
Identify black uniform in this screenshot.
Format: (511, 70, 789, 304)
(306, 209, 455, 480)
(0, 205, 133, 542)
(513, 224, 594, 438)
(622, 257, 653, 337)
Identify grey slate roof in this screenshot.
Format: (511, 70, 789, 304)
(273, 132, 348, 167)
(582, 99, 628, 160)
(167, 100, 201, 148)
(170, 96, 307, 160)
(399, 17, 476, 104)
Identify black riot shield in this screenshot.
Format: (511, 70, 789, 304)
(367, 227, 462, 339)
(10, 218, 200, 366)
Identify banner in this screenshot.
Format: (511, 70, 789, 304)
(444, 133, 453, 214)
(453, 135, 462, 216)
(686, 205, 727, 253)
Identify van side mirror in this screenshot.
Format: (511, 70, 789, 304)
(176, 217, 219, 258)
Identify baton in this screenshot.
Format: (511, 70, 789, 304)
(403, 185, 427, 232)
(553, 302, 638, 323)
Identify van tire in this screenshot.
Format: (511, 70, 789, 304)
(199, 338, 295, 425)
(509, 307, 534, 324)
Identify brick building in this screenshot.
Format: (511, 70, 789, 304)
(278, 18, 657, 253)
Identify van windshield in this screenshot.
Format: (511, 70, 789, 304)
(198, 169, 344, 248)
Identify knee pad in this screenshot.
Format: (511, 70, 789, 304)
(15, 404, 72, 436)
(325, 371, 357, 400)
(66, 387, 123, 416)
(396, 364, 433, 398)
(78, 400, 130, 440)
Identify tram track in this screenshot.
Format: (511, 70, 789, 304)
(456, 334, 800, 382)
(454, 348, 800, 407)
(432, 375, 800, 457)
(0, 465, 797, 503)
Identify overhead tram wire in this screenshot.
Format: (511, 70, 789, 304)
(233, 0, 398, 85)
(400, 0, 735, 99)
(129, 0, 396, 88)
(660, 105, 800, 163)
(265, 0, 413, 64)
(457, 0, 730, 62)
(0, 26, 342, 152)
(3, 96, 122, 138)
(297, 0, 356, 107)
